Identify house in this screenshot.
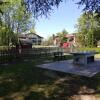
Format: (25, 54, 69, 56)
(18, 31, 43, 45)
(53, 35, 61, 46)
(62, 34, 75, 48)
(53, 34, 75, 48)
(27, 33, 43, 45)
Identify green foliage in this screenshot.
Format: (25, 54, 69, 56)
(0, 0, 35, 46)
(25, 0, 100, 18)
(76, 13, 100, 47)
(62, 29, 68, 34)
(62, 37, 68, 43)
(78, 47, 100, 53)
(77, 0, 100, 14)
(0, 0, 100, 19)
(56, 29, 68, 43)
(45, 36, 54, 46)
(30, 28, 36, 33)
(0, 25, 15, 46)
(45, 29, 68, 46)
(25, 0, 62, 17)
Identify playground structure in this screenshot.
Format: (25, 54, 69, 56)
(53, 34, 76, 48)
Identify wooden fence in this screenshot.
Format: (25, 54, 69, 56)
(0, 46, 75, 64)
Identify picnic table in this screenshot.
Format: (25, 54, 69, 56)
(70, 51, 96, 66)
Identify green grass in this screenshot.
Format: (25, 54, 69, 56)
(78, 47, 100, 52)
(0, 55, 100, 100)
(95, 54, 100, 58)
(0, 46, 12, 50)
(78, 47, 100, 58)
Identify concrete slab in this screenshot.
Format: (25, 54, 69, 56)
(37, 59, 100, 77)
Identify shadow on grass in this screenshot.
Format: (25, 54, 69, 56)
(0, 58, 100, 100)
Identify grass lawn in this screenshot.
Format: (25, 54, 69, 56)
(78, 47, 100, 53)
(0, 55, 100, 100)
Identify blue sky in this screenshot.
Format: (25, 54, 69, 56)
(35, 0, 83, 39)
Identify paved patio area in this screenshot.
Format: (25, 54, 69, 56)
(37, 59, 100, 77)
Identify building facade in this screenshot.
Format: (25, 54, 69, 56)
(18, 32, 43, 45)
(53, 34, 75, 48)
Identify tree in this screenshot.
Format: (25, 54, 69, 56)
(23, 0, 62, 18)
(0, 0, 100, 46)
(76, 13, 100, 47)
(0, 0, 8, 14)
(1, 0, 100, 16)
(24, 0, 100, 18)
(77, 0, 100, 13)
(54, 29, 68, 45)
(1, 0, 100, 18)
(61, 29, 68, 43)
(0, 24, 14, 45)
(62, 29, 68, 34)
(0, 0, 35, 46)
